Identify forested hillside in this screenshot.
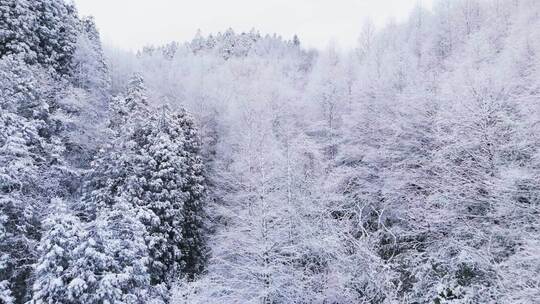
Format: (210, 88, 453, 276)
(1, 0, 539, 303)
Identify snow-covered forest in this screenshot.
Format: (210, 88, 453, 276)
(1, 0, 540, 303)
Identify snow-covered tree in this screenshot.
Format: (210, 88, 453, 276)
(71, 16, 111, 98)
(0, 207, 14, 304)
(0, 56, 56, 303)
(1, 0, 82, 75)
(86, 90, 207, 285)
(31, 0, 81, 75)
(68, 200, 151, 304)
(126, 106, 206, 283)
(0, 0, 38, 62)
(31, 199, 83, 304)
(108, 73, 149, 130)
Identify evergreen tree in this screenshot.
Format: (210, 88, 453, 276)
(190, 29, 205, 54)
(109, 73, 149, 130)
(219, 28, 236, 60)
(96, 200, 150, 303)
(32, 200, 151, 304)
(0, 209, 14, 304)
(31, 199, 83, 304)
(126, 107, 207, 283)
(0, 0, 38, 62)
(82, 73, 150, 217)
(0, 54, 53, 124)
(86, 75, 206, 285)
(0, 0, 81, 75)
(31, 0, 80, 75)
(292, 34, 300, 47)
(68, 200, 151, 304)
(205, 34, 216, 50)
(0, 86, 45, 304)
(174, 109, 207, 277)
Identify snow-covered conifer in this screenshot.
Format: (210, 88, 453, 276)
(31, 199, 83, 304)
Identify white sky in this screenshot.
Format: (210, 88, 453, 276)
(73, 0, 433, 51)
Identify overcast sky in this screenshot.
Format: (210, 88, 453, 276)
(73, 0, 433, 51)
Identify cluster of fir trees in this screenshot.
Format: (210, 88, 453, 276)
(1, 0, 89, 301)
(33, 75, 207, 304)
(0, 1, 207, 303)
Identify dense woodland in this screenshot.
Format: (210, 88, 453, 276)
(1, 0, 539, 303)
